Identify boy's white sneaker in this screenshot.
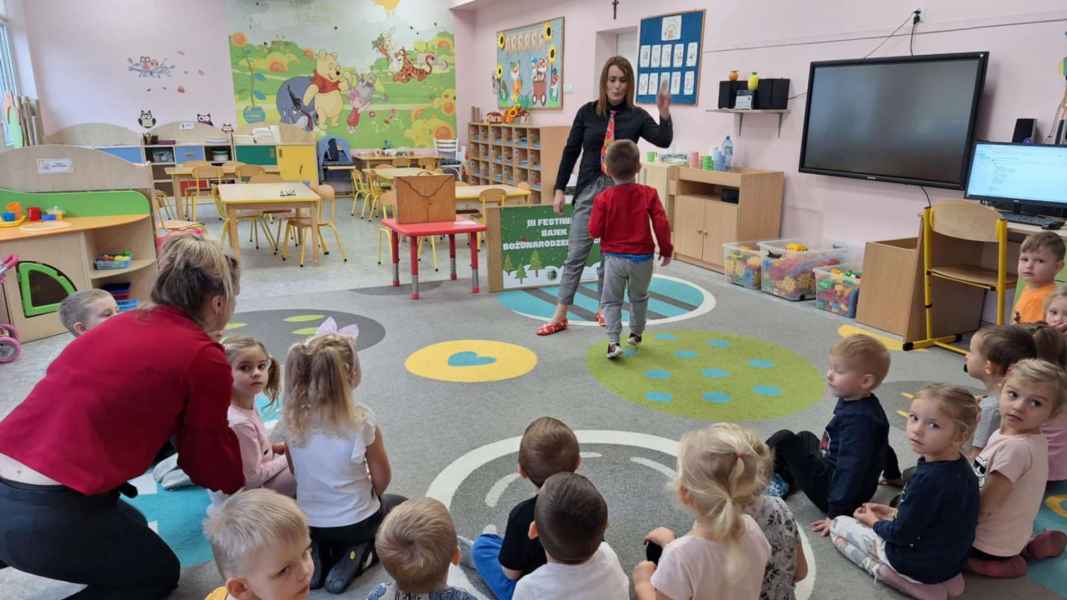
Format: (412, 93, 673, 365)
(607, 343, 624, 359)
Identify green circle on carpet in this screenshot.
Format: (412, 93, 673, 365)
(586, 331, 824, 421)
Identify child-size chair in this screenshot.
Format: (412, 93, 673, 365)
(913, 200, 1017, 353)
(375, 190, 439, 271)
(184, 165, 224, 222)
(281, 184, 347, 267)
(211, 184, 275, 251)
(350, 169, 370, 217)
(393, 158, 413, 168)
(247, 173, 291, 253)
(472, 187, 507, 249)
(418, 158, 437, 170)
(362, 170, 385, 221)
(516, 181, 533, 204)
(236, 164, 265, 182)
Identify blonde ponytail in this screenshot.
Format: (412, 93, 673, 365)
(282, 333, 364, 446)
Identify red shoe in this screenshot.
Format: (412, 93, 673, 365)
(965, 555, 1027, 578)
(1024, 530, 1067, 560)
(595, 311, 606, 327)
(536, 320, 568, 336)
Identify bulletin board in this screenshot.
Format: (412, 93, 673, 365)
(636, 10, 705, 106)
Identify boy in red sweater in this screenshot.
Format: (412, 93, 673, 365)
(589, 140, 673, 358)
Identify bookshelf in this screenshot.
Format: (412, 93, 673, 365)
(465, 122, 569, 204)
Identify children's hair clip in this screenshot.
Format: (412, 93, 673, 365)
(315, 316, 360, 340)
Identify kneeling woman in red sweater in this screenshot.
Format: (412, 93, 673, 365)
(0, 236, 245, 598)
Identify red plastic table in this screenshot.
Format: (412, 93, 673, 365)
(381, 218, 488, 299)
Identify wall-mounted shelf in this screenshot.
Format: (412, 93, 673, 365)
(706, 108, 790, 137)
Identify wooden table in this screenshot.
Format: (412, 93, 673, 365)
(216, 183, 320, 263)
(381, 217, 487, 299)
(166, 164, 282, 219)
(354, 155, 440, 170)
(374, 167, 444, 180)
(455, 185, 533, 203)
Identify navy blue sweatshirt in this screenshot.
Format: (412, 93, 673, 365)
(874, 456, 979, 583)
(822, 395, 890, 517)
(553, 101, 673, 197)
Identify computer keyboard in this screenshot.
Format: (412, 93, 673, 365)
(998, 211, 1065, 230)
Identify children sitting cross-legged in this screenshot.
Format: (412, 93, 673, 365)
(1013, 231, 1065, 324)
(208, 336, 294, 508)
(283, 332, 407, 594)
(766, 334, 892, 535)
(967, 358, 1067, 578)
(1025, 321, 1067, 482)
(741, 428, 808, 600)
(830, 384, 979, 600)
(58, 288, 118, 337)
(513, 472, 629, 600)
(368, 497, 478, 600)
(468, 417, 580, 600)
(634, 423, 771, 600)
(967, 325, 1037, 455)
(202, 488, 314, 600)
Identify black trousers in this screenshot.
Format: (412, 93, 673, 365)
(767, 430, 833, 514)
(0, 477, 179, 599)
(311, 494, 407, 566)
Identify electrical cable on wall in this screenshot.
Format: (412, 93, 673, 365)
(920, 185, 932, 208)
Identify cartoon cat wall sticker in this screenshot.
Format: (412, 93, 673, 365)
(139, 110, 156, 129)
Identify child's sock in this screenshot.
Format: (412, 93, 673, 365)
(875, 565, 948, 600)
(965, 555, 1027, 578)
(1024, 530, 1067, 560)
(942, 573, 965, 598)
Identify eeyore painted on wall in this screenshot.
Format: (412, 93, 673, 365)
(276, 77, 318, 132)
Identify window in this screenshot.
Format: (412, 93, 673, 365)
(0, 20, 18, 96)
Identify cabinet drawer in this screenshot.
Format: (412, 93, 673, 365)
(174, 145, 206, 163)
(235, 145, 277, 165)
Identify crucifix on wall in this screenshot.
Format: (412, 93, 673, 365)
(612, 0, 619, 20)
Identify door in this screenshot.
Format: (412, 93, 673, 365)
(703, 201, 739, 268)
(277, 145, 319, 185)
(672, 195, 706, 260)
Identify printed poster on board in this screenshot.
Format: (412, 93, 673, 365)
(496, 205, 600, 290)
(495, 17, 564, 110)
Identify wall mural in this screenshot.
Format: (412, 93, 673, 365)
(495, 17, 564, 111)
(226, 0, 456, 148)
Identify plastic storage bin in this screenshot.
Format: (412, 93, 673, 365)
(722, 241, 764, 289)
(815, 264, 862, 317)
(759, 240, 847, 301)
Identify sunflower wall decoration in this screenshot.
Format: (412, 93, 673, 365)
(495, 17, 564, 110)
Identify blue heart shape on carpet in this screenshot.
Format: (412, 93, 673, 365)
(448, 351, 497, 367)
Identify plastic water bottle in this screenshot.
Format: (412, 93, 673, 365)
(712, 148, 725, 172)
(721, 136, 734, 170)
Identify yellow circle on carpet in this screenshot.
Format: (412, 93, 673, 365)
(405, 340, 537, 383)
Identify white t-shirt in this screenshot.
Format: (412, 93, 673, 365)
(286, 403, 380, 528)
(512, 542, 629, 600)
(650, 515, 771, 600)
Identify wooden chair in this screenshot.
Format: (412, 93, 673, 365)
(472, 188, 507, 248)
(210, 184, 275, 251)
(516, 181, 533, 204)
(249, 173, 284, 183)
(236, 164, 265, 182)
(245, 173, 291, 252)
(418, 158, 437, 170)
(912, 201, 1017, 353)
(362, 170, 385, 221)
(350, 169, 370, 216)
(281, 184, 347, 267)
(393, 158, 413, 167)
(183, 165, 224, 221)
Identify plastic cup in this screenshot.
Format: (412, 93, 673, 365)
(646, 151, 656, 162)
(28, 207, 41, 221)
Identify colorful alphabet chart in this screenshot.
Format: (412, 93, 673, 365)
(636, 10, 704, 106)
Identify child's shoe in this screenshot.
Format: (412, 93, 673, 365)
(965, 555, 1027, 578)
(1024, 530, 1067, 560)
(310, 542, 325, 590)
(875, 564, 949, 600)
(627, 333, 642, 346)
(766, 473, 790, 498)
(325, 542, 376, 594)
(607, 343, 624, 359)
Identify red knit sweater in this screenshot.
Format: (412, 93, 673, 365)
(0, 306, 244, 495)
(588, 183, 673, 257)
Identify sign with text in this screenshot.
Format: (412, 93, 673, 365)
(487, 204, 600, 292)
(36, 159, 73, 174)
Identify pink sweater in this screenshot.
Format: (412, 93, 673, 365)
(228, 404, 288, 488)
(1044, 413, 1067, 481)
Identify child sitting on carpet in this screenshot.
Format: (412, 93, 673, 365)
(208, 336, 294, 507)
(368, 497, 478, 600)
(587, 139, 672, 359)
(967, 326, 1037, 455)
(742, 427, 807, 600)
(467, 417, 581, 600)
(1013, 231, 1065, 324)
(514, 472, 629, 600)
(1027, 320, 1067, 482)
(283, 332, 407, 594)
(58, 288, 118, 336)
(967, 359, 1067, 578)
(202, 489, 314, 600)
(831, 384, 979, 600)
(766, 334, 892, 536)
(634, 423, 771, 600)
(1043, 285, 1067, 337)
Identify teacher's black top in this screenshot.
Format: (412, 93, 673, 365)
(553, 100, 673, 197)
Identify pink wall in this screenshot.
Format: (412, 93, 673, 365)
(456, 0, 1067, 246)
(23, 0, 237, 135)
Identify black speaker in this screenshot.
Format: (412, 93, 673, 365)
(754, 79, 790, 110)
(717, 81, 750, 108)
(1012, 118, 1037, 143)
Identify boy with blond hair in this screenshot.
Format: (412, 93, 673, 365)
(58, 289, 118, 336)
(467, 417, 581, 600)
(202, 489, 314, 600)
(369, 497, 477, 599)
(767, 334, 893, 536)
(1014, 231, 1065, 324)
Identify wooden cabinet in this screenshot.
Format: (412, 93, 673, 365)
(638, 163, 677, 225)
(465, 122, 569, 204)
(670, 167, 783, 271)
(235, 144, 278, 165)
(277, 144, 318, 186)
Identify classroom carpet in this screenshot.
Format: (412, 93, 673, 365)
(2, 210, 1067, 600)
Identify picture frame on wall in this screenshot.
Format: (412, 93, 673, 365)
(495, 17, 564, 110)
(636, 10, 705, 106)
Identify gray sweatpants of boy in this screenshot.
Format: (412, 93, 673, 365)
(601, 254, 654, 344)
(557, 176, 614, 306)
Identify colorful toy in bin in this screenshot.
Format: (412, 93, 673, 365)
(759, 240, 846, 301)
(815, 265, 862, 317)
(94, 251, 133, 270)
(0, 201, 25, 228)
(723, 241, 764, 289)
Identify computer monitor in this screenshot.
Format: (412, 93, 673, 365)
(965, 141, 1067, 210)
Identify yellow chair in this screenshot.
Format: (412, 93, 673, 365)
(350, 169, 370, 216)
(211, 184, 275, 251)
(472, 188, 507, 248)
(183, 165, 224, 221)
(281, 184, 348, 267)
(236, 164, 265, 182)
(393, 158, 413, 167)
(516, 181, 533, 204)
(377, 190, 398, 266)
(247, 173, 291, 253)
(912, 200, 1017, 354)
(363, 171, 385, 221)
(418, 158, 437, 170)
